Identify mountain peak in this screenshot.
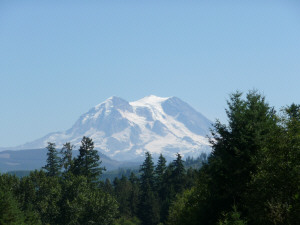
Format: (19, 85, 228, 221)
(131, 95, 170, 106)
(95, 96, 130, 111)
(12, 95, 212, 161)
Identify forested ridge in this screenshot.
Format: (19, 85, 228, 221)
(1, 90, 299, 225)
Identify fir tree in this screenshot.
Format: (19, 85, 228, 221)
(73, 136, 104, 184)
(129, 172, 140, 217)
(155, 154, 167, 192)
(43, 142, 61, 177)
(60, 142, 73, 173)
(138, 152, 160, 225)
(171, 153, 186, 194)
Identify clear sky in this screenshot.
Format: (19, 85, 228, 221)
(1, 0, 300, 147)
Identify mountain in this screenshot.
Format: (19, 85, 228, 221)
(8, 95, 212, 161)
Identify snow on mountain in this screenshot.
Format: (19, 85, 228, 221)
(13, 95, 212, 161)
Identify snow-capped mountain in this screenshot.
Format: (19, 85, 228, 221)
(14, 95, 212, 161)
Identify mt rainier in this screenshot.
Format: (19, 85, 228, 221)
(15, 95, 212, 161)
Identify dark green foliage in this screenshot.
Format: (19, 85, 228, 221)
(138, 152, 160, 225)
(165, 90, 283, 225)
(79, 189, 118, 225)
(158, 153, 188, 222)
(113, 216, 141, 225)
(43, 142, 61, 177)
(202, 91, 277, 224)
(155, 154, 167, 191)
(73, 136, 105, 184)
(0, 189, 25, 225)
(166, 188, 195, 225)
(129, 173, 140, 217)
(103, 178, 114, 194)
(60, 142, 73, 173)
(27, 170, 62, 224)
(245, 104, 300, 225)
(139, 152, 155, 191)
(218, 206, 247, 225)
(138, 182, 160, 225)
(114, 175, 132, 217)
(171, 153, 186, 193)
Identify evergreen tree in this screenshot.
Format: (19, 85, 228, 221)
(159, 153, 186, 222)
(23, 170, 61, 225)
(202, 91, 278, 224)
(218, 206, 247, 225)
(139, 152, 155, 191)
(245, 104, 300, 225)
(154, 154, 167, 195)
(114, 175, 132, 217)
(43, 142, 61, 177)
(80, 189, 118, 225)
(103, 178, 114, 195)
(0, 189, 25, 225)
(60, 142, 73, 173)
(73, 136, 104, 184)
(171, 153, 186, 194)
(166, 90, 278, 225)
(129, 172, 140, 217)
(138, 152, 160, 225)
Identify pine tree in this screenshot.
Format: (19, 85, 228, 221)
(43, 142, 61, 177)
(73, 136, 104, 184)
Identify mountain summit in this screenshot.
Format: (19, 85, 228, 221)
(15, 95, 212, 161)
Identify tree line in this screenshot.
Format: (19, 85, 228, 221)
(0, 90, 299, 225)
(167, 91, 300, 225)
(0, 136, 199, 224)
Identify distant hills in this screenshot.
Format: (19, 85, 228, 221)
(0, 148, 139, 173)
(1, 95, 212, 161)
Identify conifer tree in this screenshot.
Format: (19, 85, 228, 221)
(171, 153, 185, 194)
(245, 104, 300, 224)
(129, 172, 140, 217)
(103, 178, 114, 195)
(73, 136, 104, 184)
(155, 153, 167, 192)
(0, 189, 26, 225)
(43, 142, 61, 177)
(138, 152, 160, 225)
(139, 152, 155, 191)
(204, 91, 278, 224)
(60, 142, 73, 173)
(166, 90, 279, 225)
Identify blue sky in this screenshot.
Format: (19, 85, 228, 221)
(1, 0, 300, 147)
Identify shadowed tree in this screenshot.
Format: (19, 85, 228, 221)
(73, 136, 105, 185)
(43, 142, 61, 177)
